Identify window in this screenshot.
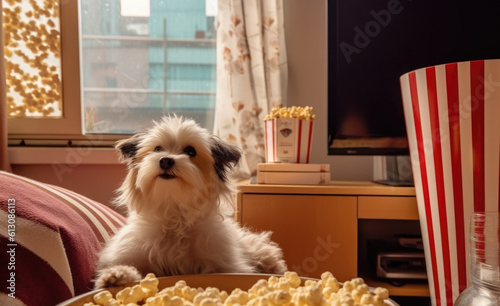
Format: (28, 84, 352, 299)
(5, 0, 217, 141)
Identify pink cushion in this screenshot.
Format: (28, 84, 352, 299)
(0, 171, 126, 306)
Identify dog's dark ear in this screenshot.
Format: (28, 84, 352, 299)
(211, 136, 241, 181)
(115, 133, 144, 163)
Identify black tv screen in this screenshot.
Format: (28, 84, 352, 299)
(328, 0, 500, 155)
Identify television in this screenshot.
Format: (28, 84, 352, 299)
(327, 0, 500, 156)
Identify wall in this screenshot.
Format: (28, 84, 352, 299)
(12, 163, 126, 208)
(9, 0, 376, 205)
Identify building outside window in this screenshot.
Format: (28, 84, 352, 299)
(81, 0, 217, 134)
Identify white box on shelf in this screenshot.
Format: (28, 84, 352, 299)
(257, 162, 330, 173)
(256, 171, 330, 185)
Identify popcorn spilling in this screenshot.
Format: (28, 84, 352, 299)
(264, 106, 316, 121)
(84, 272, 390, 306)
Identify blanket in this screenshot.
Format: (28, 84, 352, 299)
(0, 171, 126, 306)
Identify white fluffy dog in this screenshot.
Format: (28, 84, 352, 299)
(94, 116, 287, 288)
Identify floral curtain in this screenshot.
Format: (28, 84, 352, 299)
(0, 0, 11, 172)
(214, 0, 287, 180)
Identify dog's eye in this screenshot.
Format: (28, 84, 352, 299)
(183, 146, 196, 157)
(154, 146, 162, 152)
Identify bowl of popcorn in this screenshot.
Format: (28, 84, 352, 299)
(58, 272, 399, 306)
(264, 106, 316, 163)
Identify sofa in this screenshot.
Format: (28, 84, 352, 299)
(0, 171, 126, 306)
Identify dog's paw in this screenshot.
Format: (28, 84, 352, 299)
(244, 230, 289, 274)
(262, 257, 288, 274)
(94, 265, 142, 289)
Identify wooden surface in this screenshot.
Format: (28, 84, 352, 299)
(237, 180, 416, 196)
(358, 196, 420, 220)
(240, 194, 358, 282)
(236, 180, 430, 297)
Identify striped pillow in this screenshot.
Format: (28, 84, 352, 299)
(0, 171, 126, 306)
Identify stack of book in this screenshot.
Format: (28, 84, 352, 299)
(255, 163, 331, 185)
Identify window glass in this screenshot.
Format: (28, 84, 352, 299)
(2, 0, 62, 118)
(80, 0, 217, 134)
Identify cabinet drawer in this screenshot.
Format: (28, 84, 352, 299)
(240, 194, 357, 281)
(358, 196, 419, 220)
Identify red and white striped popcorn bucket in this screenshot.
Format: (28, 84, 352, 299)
(264, 118, 314, 163)
(400, 59, 500, 305)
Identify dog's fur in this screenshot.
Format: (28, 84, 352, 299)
(94, 116, 287, 288)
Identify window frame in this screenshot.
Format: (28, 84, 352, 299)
(7, 0, 217, 144)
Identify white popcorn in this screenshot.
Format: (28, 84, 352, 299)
(141, 273, 160, 293)
(182, 286, 200, 302)
(169, 296, 189, 306)
(322, 286, 337, 299)
(116, 285, 146, 304)
(331, 292, 355, 306)
(248, 279, 271, 298)
(194, 288, 223, 305)
(360, 293, 376, 305)
(284, 271, 302, 288)
(225, 288, 250, 305)
(267, 276, 279, 288)
(276, 278, 292, 291)
(199, 297, 221, 306)
(93, 290, 113, 305)
(267, 289, 292, 305)
(105, 300, 121, 306)
(89, 272, 390, 306)
(144, 293, 172, 306)
(373, 287, 390, 300)
(351, 278, 365, 287)
(247, 296, 270, 306)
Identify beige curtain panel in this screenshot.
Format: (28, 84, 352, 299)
(214, 0, 288, 180)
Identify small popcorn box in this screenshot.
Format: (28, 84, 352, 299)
(264, 118, 314, 163)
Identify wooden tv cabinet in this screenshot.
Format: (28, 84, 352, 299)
(235, 180, 430, 297)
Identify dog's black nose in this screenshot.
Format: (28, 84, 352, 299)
(159, 157, 175, 170)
